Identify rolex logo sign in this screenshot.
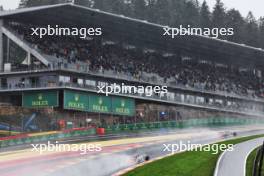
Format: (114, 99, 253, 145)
(92, 96, 108, 112)
(121, 100, 125, 107)
(23, 91, 58, 108)
(67, 93, 85, 109)
(32, 93, 48, 106)
(64, 90, 90, 111)
(63, 91, 134, 115)
(98, 97, 103, 105)
(38, 94, 43, 100)
(75, 94, 80, 102)
(115, 99, 130, 115)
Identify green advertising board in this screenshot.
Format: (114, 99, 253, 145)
(22, 90, 58, 108)
(63, 90, 136, 116)
(89, 94, 112, 113)
(112, 97, 135, 116)
(64, 90, 89, 111)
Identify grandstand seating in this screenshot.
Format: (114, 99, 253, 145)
(6, 22, 264, 99)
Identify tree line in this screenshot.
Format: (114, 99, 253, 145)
(19, 0, 264, 49)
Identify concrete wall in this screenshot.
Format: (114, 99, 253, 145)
(0, 19, 3, 72)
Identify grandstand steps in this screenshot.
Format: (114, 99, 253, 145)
(2, 26, 50, 66)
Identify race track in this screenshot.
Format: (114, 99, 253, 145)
(1, 125, 264, 176)
(214, 137, 264, 176)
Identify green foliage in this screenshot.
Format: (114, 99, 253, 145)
(18, 0, 264, 49)
(212, 0, 226, 28)
(246, 147, 259, 176)
(132, 0, 146, 19)
(124, 134, 264, 176)
(200, 1, 211, 28)
(225, 9, 245, 42)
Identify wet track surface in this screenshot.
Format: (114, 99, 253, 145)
(1, 125, 264, 176)
(215, 137, 264, 176)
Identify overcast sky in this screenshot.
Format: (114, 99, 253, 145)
(199, 0, 264, 19)
(0, 0, 20, 10)
(0, 0, 263, 18)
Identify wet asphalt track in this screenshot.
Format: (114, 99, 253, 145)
(1, 125, 264, 176)
(215, 137, 264, 176)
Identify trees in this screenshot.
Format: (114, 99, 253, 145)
(259, 17, 264, 48)
(132, 0, 146, 19)
(154, 0, 170, 25)
(225, 9, 245, 42)
(17, 0, 264, 49)
(93, 0, 104, 9)
(244, 12, 259, 47)
(182, 0, 200, 27)
(199, 1, 211, 28)
(212, 0, 226, 28)
(18, 0, 27, 8)
(168, 0, 185, 26)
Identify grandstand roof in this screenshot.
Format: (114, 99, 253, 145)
(1, 3, 264, 68)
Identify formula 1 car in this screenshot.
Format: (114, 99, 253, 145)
(135, 154, 150, 164)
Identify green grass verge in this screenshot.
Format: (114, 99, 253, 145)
(124, 134, 264, 176)
(246, 146, 264, 176)
(246, 147, 259, 176)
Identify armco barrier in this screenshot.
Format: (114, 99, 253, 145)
(102, 117, 264, 134)
(0, 127, 96, 148)
(0, 133, 29, 141)
(4, 117, 258, 147)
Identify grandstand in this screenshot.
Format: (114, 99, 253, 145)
(0, 3, 264, 132)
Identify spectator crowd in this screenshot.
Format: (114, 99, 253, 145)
(7, 23, 264, 99)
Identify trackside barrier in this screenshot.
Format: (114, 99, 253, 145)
(0, 127, 96, 148)
(103, 117, 264, 134)
(0, 133, 29, 141)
